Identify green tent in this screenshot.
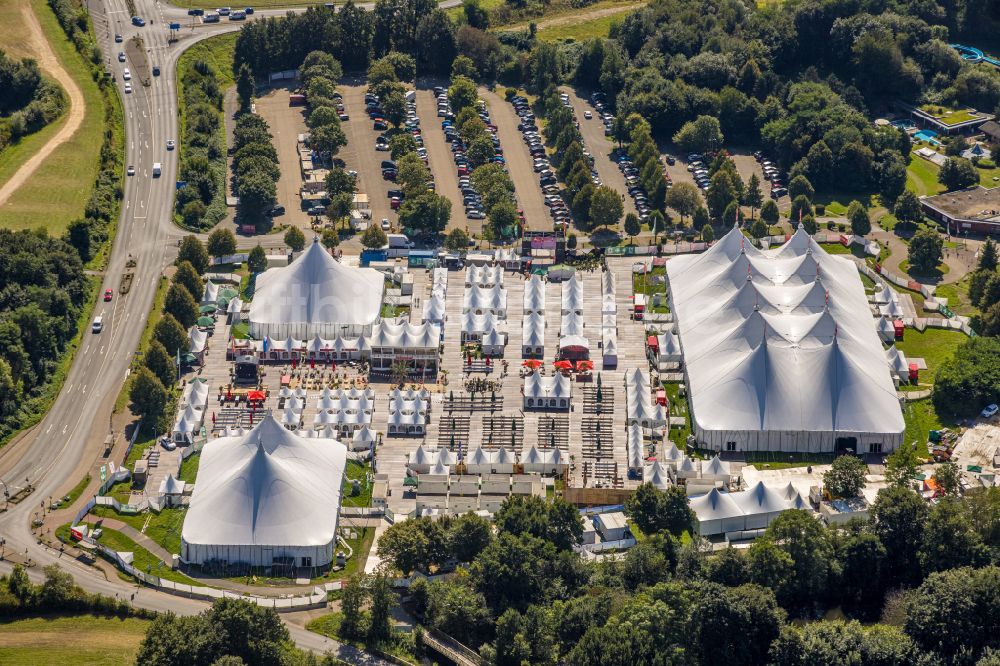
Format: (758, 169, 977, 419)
(199, 304, 218, 314)
(197, 316, 215, 327)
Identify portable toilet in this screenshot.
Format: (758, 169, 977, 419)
(909, 363, 919, 383)
(893, 320, 904, 340)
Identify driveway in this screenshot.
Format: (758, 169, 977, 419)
(255, 86, 312, 231)
(479, 87, 550, 232)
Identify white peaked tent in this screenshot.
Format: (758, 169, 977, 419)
(524, 275, 546, 314)
(657, 332, 682, 363)
(543, 448, 568, 474)
(463, 284, 507, 316)
(462, 311, 505, 342)
(876, 316, 897, 343)
(603, 271, 616, 296)
(428, 459, 450, 476)
(433, 448, 458, 466)
(643, 461, 673, 490)
(521, 445, 546, 473)
(492, 447, 516, 474)
(661, 442, 684, 468)
(666, 226, 904, 453)
(561, 276, 583, 314)
(879, 299, 904, 318)
(202, 280, 219, 305)
(369, 321, 440, 352)
(351, 425, 377, 452)
(602, 294, 617, 316)
(689, 488, 746, 536)
(561, 311, 585, 338)
(676, 455, 700, 480)
(181, 414, 347, 568)
(172, 405, 204, 443)
(466, 265, 504, 288)
(482, 328, 506, 356)
(408, 444, 432, 473)
(732, 481, 793, 530)
(182, 379, 210, 411)
(627, 424, 645, 471)
(280, 406, 301, 429)
(248, 239, 385, 339)
(701, 455, 732, 483)
(873, 283, 895, 305)
(886, 345, 909, 382)
(523, 373, 571, 410)
(465, 446, 494, 474)
(423, 293, 447, 324)
(189, 327, 208, 355)
(159, 474, 186, 497)
(523, 312, 546, 357)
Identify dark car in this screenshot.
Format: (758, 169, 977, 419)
(188, 8, 204, 15)
(244, 6, 254, 13)
(270, 205, 285, 216)
(373, 120, 388, 130)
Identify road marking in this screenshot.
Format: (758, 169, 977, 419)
(45, 425, 52, 434)
(133, 215, 147, 220)
(100, 346, 105, 355)
(61, 425, 67, 435)
(81, 385, 87, 394)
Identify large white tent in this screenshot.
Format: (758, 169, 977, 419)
(463, 283, 507, 316)
(181, 414, 347, 569)
(690, 481, 810, 535)
(248, 239, 384, 339)
(524, 275, 546, 314)
(666, 227, 904, 453)
(523, 373, 571, 410)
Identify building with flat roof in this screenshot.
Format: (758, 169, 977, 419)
(921, 186, 1000, 235)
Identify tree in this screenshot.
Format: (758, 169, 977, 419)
(247, 245, 266, 273)
(622, 538, 673, 590)
(377, 518, 447, 574)
(693, 206, 710, 230)
(761, 199, 779, 226)
(130, 367, 168, 419)
(236, 63, 254, 108)
(765, 510, 832, 609)
(894, 190, 924, 226)
(382, 89, 407, 128)
(623, 212, 641, 243)
(339, 573, 366, 640)
(788, 175, 815, 202)
(283, 226, 306, 252)
(154, 313, 188, 357)
(145, 340, 176, 387)
(836, 531, 887, 619)
(389, 133, 417, 161)
(361, 224, 388, 249)
(980, 238, 999, 272)
(745, 537, 793, 600)
(672, 115, 724, 154)
(905, 567, 1000, 661)
(400, 193, 451, 235)
(425, 581, 492, 648)
(367, 568, 394, 644)
(919, 498, 988, 574)
(310, 123, 347, 156)
(824, 454, 866, 498)
(182, 200, 207, 228)
(789, 195, 812, 225)
(7, 564, 33, 604)
(744, 173, 763, 219)
(848, 200, 871, 236)
(489, 200, 518, 238)
(451, 54, 478, 79)
(447, 512, 492, 562)
(690, 584, 785, 665)
(173, 261, 203, 304)
(723, 200, 739, 227)
(445, 227, 470, 253)
(325, 193, 353, 225)
(206, 228, 237, 258)
(448, 75, 478, 112)
(666, 182, 701, 222)
(321, 228, 340, 249)
(800, 214, 817, 234)
(939, 157, 979, 191)
(177, 235, 209, 274)
(624, 483, 694, 537)
(590, 186, 625, 230)
(624, 483, 664, 535)
(701, 224, 715, 242)
(326, 168, 357, 196)
(750, 219, 768, 239)
(236, 170, 277, 219)
(872, 486, 927, 588)
(707, 169, 741, 220)
(908, 227, 943, 274)
(885, 443, 919, 487)
(935, 461, 961, 496)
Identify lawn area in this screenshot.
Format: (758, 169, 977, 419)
(898, 258, 949, 279)
(90, 505, 187, 555)
(56, 473, 91, 508)
(0, 614, 151, 666)
(918, 104, 980, 127)
(178, 452, 200, 483)
(742, 451, 836, 470)
(934, 275, 978, 316)
(895, 327, 967, 389)
(536, 7, 634, 41)
(906, 149, 945, 197)
(974, 160, 1000, 187)
(902, 398, 954, 457)
(342, 459, 373, 508)
(662, 381, 690, 448)
(0, 0, 105, 234)
(95, 527, 197, 585)
(633, 266, 669, 313)
(306, 612, 419, 665)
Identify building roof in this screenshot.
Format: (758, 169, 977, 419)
(248, 239, 384, 330)
(981, 120, 1000, 140)
(921, 186, 1000, 225)
(182, 414, 347, 549)
(666, 227, 903, 438)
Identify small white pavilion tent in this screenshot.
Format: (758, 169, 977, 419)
(523, 373, 571, 410)
(643, 461, 673, 490)
(524, 275, 546, 314)
(522, 312, 545, 357)
(689, 488, 747, 536)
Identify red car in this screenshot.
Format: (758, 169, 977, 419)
(104, 288, 113, 301)
(390, 197, 401, 210)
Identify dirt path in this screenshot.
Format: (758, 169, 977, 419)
(0, 4, 86, 207)
(507, 2, 645, 32)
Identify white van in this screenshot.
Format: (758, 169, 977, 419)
(152, 162, 161, 177)
(92, 316, 104, 333)
(122, 68, 131, 81)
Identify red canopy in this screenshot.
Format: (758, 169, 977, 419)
(523, 359, 543, 369)
(247, 390, 265, 402)
(576, 360, 594, 372)
(553, 360, 573, 370)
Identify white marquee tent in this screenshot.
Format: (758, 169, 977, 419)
(524, 275, 546, 314)
(181, 414, 347, 569)
(666, 227, 904, 453)
(248, 239, 384, 339)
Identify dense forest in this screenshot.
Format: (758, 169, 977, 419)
(0, 49, 66, 153)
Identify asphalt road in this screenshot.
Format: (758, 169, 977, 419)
(479, 87, 550, 232)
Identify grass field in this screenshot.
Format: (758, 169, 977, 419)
(307, 612, 419, 664)
(0, 0, 105, 234)
(178, 451, 200, 483)
(342, 459, 373, 507)
(895, 327, 966, 388)
(906, 148, 945, 197)
(536, 7, 633, 41)
(0, 614, 150, 665)
(91, 504, 187, 554)
(902, 398, 953, 456)
(96, 527, 197, 584)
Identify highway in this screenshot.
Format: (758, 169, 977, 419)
(0, 1, 449, 660)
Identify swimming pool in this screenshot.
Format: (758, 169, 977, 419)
(914, 129, 940, 144)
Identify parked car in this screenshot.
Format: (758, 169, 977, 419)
(270, 205, 285, 216)
(982, 404, 999, 419)
(118, 51, 126, 62)
(381, 218, 391, 230)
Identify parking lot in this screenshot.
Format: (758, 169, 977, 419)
(338, 83, 398, 231)
(254, 86, 313, 231)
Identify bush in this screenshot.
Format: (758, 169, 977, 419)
(815, 204, 825, 216)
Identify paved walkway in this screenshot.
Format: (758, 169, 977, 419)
(97, 517, 174, 564)
(870, 221, 979, 286)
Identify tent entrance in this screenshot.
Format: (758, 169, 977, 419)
(835, 436, 857, 454)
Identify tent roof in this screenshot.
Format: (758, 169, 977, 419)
(689, 488, 745, 521)
(666, 226, 903, 438)
(524, 373, 571, 399)
(248, 239, 384, 329)
(159, 474, 186, 495)
(182, 414, 346, 548)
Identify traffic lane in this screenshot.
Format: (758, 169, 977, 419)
(414, 87, 480, 236)
(561, 86, 637, 218)
(339, 83, 396, 229)
(478, 87, 549, 232)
